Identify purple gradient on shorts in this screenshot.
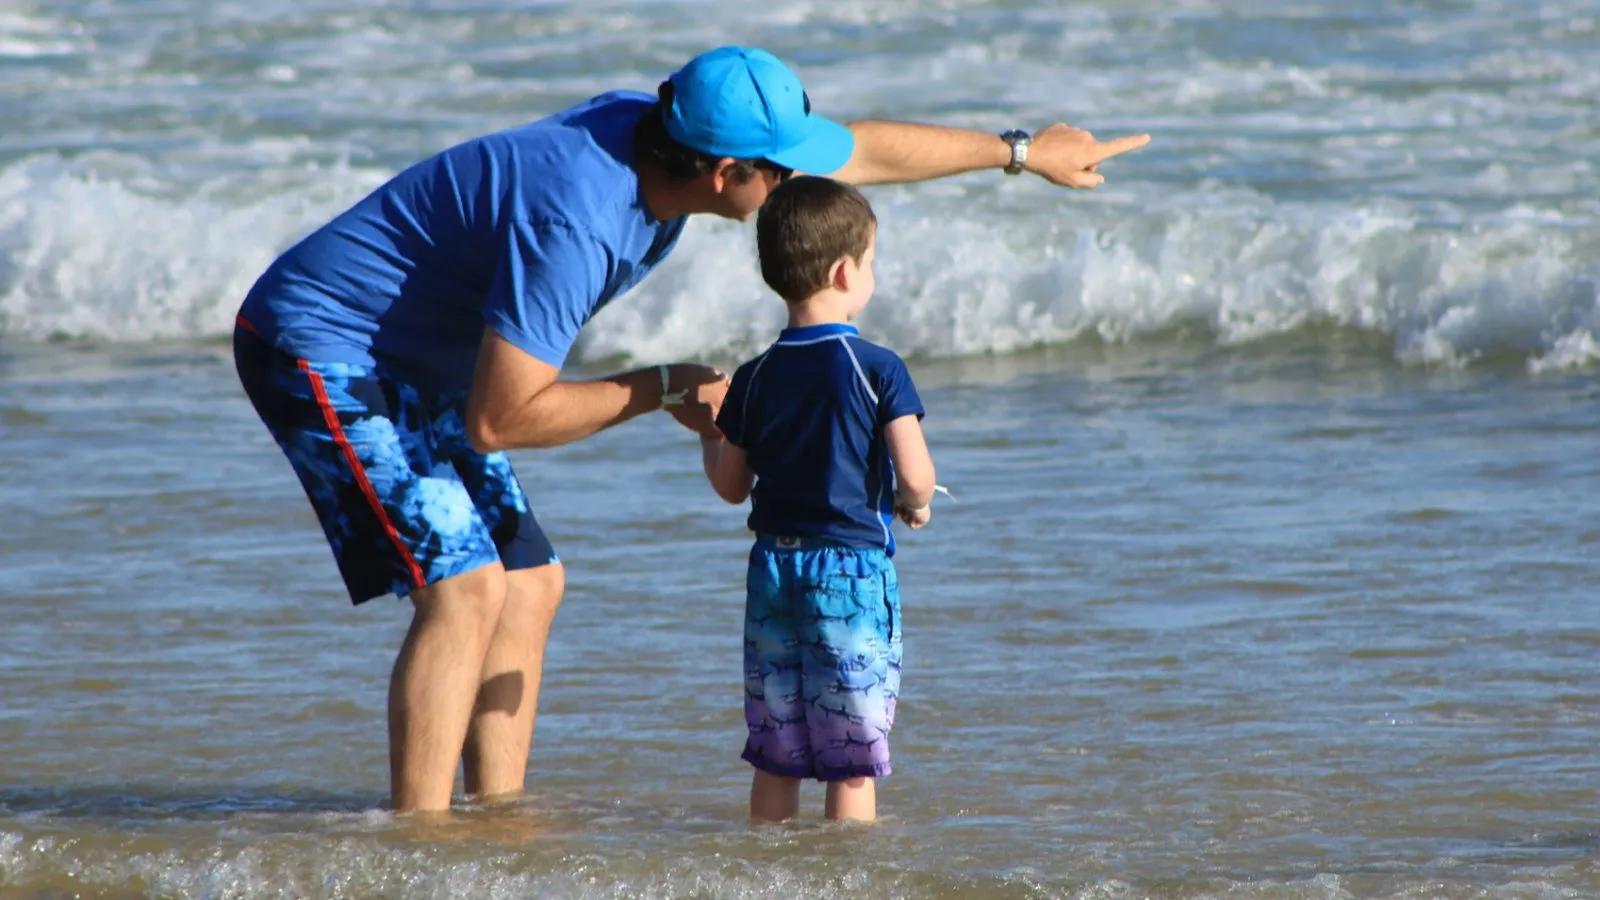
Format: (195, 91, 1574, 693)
(741, 544, 901, 781)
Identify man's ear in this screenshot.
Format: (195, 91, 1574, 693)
(710, 157, 739, 194)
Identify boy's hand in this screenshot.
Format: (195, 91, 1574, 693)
(895, 504, 931, 529)
(664, 364, 729, 438)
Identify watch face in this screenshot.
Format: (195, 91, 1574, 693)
(1004, 131, 1028, 173)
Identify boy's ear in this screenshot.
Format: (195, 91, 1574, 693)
(829, 257, 850, 292)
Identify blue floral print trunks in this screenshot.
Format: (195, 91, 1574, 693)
(233, 320, 557, 604)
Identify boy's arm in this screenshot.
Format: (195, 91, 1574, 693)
(884, 414, 936, 510)
(702, 435, 755, 505)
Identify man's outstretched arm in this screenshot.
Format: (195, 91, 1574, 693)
(831, 121, 1150, 189)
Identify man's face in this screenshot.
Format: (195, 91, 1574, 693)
(710, 160, 792, 222)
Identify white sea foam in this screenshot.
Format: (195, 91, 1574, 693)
(0, 10, 92, 58)
(1, 150, 1595, 371)
(2, 0, 1596, 373)
(0, 153, 387, 343)
(0, 823, 1590, 899)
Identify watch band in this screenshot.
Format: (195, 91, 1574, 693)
(1000, 129, 1031, 175)
(659, 364, 686, 408)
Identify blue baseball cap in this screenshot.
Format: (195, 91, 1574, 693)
(662, 46, 854, 176)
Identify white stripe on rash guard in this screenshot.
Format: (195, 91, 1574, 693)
(737, 348, 774, 444)
(839, 337, 889, 546)
(836, 336, 880, 405)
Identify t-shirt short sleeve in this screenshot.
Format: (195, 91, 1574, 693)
(875, 352, 925, 427)
(715, 359, 757, 447)
(483, 218, 610, 369)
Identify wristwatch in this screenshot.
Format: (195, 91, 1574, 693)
(1000, 129, 1031, 175)
(658, 364, 685, 408)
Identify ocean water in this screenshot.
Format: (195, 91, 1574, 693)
(2, 1, 1599, 897)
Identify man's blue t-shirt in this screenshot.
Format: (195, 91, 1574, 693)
(238, 91, 687, 392)
(715, 323, 925, 554)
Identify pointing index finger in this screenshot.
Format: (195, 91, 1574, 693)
(1092, 133, 1152, 163)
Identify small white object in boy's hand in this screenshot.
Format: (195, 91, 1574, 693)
(894, 487, 950, 528)
(896, 503, 933, 529)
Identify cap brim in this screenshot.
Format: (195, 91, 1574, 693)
(765, 116, 855, 176)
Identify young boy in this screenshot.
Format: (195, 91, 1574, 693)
(699, 176, 937, 823)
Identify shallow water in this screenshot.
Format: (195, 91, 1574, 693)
(3, 336, 1598, 897)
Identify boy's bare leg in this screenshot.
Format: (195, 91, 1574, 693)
(388, 563, 509, 812)
(462, 562, 566, 799)
(749, 770, 802, 823)
(823, 776, 876, 822)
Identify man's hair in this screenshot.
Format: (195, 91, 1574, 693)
(756, 176, 877, 304)
(634, 82, 761, 185)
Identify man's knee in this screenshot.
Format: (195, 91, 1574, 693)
(411, 563, 509, 634)
(509, 562, 564, 600)
(504, 563, 565, 629)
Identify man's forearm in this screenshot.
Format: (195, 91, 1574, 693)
(478, 368, 660, 451)
(699, 434, 721, 484)
(834, 121, 1011, 186)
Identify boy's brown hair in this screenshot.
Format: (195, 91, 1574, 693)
(756, 176, 877, 303)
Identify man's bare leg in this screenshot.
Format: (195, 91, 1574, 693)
(461, 562, 566, 799)
(388, 563, 508, 812)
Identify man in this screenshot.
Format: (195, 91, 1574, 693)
(233, 45, 1149, 813)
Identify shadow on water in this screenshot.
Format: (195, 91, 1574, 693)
(1482, 828, 1600, 861)
(0, 785, 572, 851)
(0, 785, 378, 820)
